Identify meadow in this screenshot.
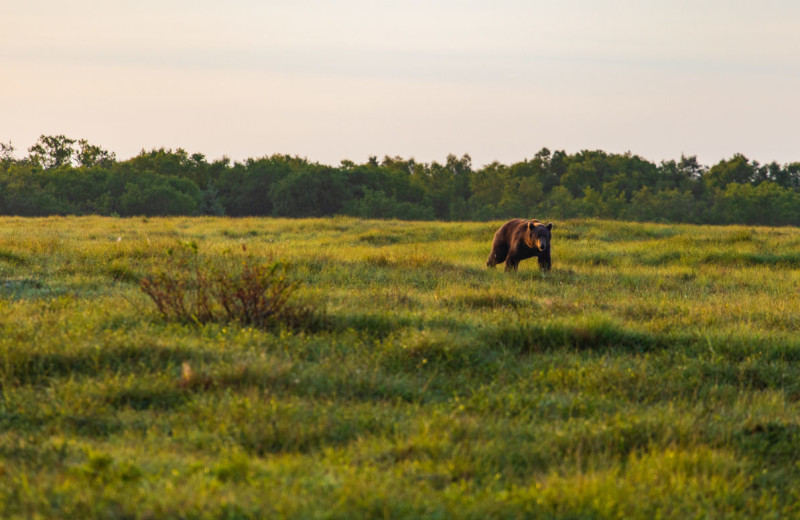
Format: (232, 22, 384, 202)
(1, 215, 800, 519)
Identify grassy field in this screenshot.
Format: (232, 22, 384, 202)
(2, 216, 800, 519)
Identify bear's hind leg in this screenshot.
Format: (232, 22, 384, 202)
(487, 244, 508, 268)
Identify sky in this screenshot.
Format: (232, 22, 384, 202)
(2, 0, 799, 167)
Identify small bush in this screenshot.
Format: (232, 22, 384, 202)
(140, 243, 317, 329)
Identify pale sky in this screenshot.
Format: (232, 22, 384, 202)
(2, 1, 799, 167)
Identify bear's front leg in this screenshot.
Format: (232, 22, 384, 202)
(504, 252, 519, 272)
(538, 251, 551, 271)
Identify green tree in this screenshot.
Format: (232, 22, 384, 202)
(561, 161, 600, 198)
(531, 147, 559, 192)
(657, 155, 706, 196)
(217, 156, 292, 216)
(0, 141, 14, 165)
(785, 163, 800, 190)
(705, 154, 755, 190)
(546, 185, 583, 219)
(469, 162, 506, 211)
(624, 187, 701, 223)
(499, 175, 544, 217)
(117, 175, 202, 216)
(76, 139, 116, 168)
(581, 186, 603, 217)
(27, 134, 76, 169)
(342, 188, 433, 220)
(712, 182, 800, 226)
(271, 167, 348, 217)
(599, 183, 627, 218)
(412, 161, 454, 220)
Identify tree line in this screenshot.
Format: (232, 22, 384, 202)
(2, 135, 800, 225)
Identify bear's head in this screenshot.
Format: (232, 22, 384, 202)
(525, 221, 553, 251)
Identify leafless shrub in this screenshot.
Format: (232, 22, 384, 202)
(140, 243, 316, 330)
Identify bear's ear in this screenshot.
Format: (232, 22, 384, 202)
(528, 222, 534, 230)
(546, 222, 553, 231)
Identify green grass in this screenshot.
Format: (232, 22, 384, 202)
(1, 216, 800, 518)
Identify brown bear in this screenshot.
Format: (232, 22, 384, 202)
(487, 218, 553, 272)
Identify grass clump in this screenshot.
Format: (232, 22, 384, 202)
(140, 243, 317, 330)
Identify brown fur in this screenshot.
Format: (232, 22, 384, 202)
(487, 218, 554, 272)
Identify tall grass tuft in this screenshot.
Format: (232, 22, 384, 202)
(140, 243, 316, 329)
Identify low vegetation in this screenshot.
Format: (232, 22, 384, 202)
(139, 243, 316, 330)
(1, 216, 799, 518)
